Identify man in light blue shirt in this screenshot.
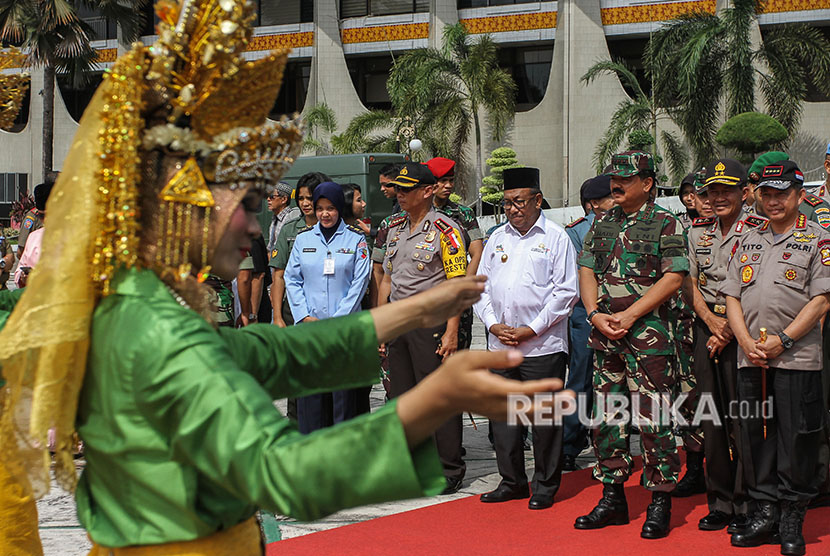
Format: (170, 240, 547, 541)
(562, 175, 614, 471)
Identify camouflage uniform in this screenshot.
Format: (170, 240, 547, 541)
(579, 200, 688, 491)
(435, 200, 481, 350)
(671, 295, 702, 453)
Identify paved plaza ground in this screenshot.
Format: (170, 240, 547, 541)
(34, 318, 616, 554)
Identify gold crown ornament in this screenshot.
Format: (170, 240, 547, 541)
(92, 0, 304, 295)
(0, 47, 30, 131)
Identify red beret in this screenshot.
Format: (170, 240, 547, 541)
(427, 157, 455, 179)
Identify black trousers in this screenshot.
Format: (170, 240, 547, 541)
(491, 352, 567, 497)
(388, 324, 465, 481)
(693, 318, 748, 514)
(296, 388, 364, 434)
(738, 367, 826, 504)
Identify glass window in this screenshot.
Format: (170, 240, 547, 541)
(346, 55, 393, 110)
(258, 0, 313, 25)
(340, 0, 428, 18)
(458, 0, 540, 7)
(270, 61, 311, 117)
(605, 37, 651, 99)
(57, 72, 104, 124)
(75, 5, 117, 40)
(499, 45, 552, 112)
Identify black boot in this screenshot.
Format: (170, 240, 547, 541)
(641, 491, 672, 539)
(574, 484, 629, 530)
(731, 501, 780, 547)
(672, 451, 706, 497)
(779, 501, 806, 556)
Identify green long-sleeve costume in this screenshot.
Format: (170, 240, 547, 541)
(75, 268, 444, 548)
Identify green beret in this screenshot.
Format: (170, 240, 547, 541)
(748, 151, 789, 182)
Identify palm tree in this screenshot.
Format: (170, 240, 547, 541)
(646, 0, 830, 166)
(302, 103, 344, 155)
(384, 23, 516, 202)
(581, 60, 688, 184)
(0, 0, 148, 178)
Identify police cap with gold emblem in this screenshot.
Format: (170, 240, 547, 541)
(757, 159, 805, 191)
(704, 158, 745, 188)
(389, 162, 437, 189)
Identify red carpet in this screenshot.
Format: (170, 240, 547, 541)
(269, 463, 830, 555)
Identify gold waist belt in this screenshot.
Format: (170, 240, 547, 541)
(88, 516, 261, 556)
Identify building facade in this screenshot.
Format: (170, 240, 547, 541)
(0, 0, 828, 218)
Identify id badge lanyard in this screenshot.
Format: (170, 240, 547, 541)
(323, 251, 335, 275)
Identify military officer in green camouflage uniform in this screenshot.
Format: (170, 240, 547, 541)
(574, 151, 688, 539)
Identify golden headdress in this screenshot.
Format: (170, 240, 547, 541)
(0, 48, 30, 131)
(0, 0, 304, 503)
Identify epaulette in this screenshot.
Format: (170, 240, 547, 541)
(566, 216, 586, 228)
(744, 215, 769, 228)
(434, 218, 454, 235)
(346, 223, 364, 235)
(296, 225, 314, 235)
(692, 216, 716, 227)
(804, 194, 824, 207)
(388, 213, 407, 227)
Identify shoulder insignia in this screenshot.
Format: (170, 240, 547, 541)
(692, 216, 716, 227)
(804, 194, 823, 207)
(744, 215, 769, 228)
(389, 213, 407, 227)
(796, 213, 807, 229)
(22, 215, 35, 229)
(346, 224, 364, 235)
(434, 218, 455, 235)
(297, 225, 313, 235)
(566, 216, 586, 228)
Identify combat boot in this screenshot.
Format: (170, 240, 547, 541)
(731, 500, 780, 547)
(641, 491, 672, 539)
(779, 501, 806, 556)
(672, 451, 706, 497)
(574, 483, 629, 530)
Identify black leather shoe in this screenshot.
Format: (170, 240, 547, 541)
(731, 501, 780, 547)
(698, 510, 732, 531)
(779, 501, 806, 556)
(480, 484, 530, 503)
(528, 494, 554, 510)
(574, 484, 629, 529)
(563, 454, 577, 471)
(641, 492, 672, 539)
(440, 477, 463, 496)
(727, 513, 750, 535)
(673, 452, 706, 497)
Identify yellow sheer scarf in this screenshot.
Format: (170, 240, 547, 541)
(0, 85, 119, 501)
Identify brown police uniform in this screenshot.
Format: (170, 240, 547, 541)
(384, 206, 467, 482)
(723, 213, 830, 507)
(688, 211, 761, 517)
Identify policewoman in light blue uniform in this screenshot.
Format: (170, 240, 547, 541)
(285, 181, 372, 433)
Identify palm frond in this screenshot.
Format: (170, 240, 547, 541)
(659, 130, 689, 185)
(721, 3, 755, 116)
(582, 59, 647, 103)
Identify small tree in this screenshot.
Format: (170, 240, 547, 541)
(480, 147, 521, 212)
(715, 112, 788, 164)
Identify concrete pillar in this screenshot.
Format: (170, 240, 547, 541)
(306, 1, 367, 132)
(430, 0, 458, 48)
(513, 0, 627, 207)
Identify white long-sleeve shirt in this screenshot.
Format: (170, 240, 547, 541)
(474, 213, 579, 357)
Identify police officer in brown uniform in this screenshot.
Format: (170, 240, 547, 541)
(686, 159, 755, 532)
(378, 162, 468, 495)
(724, 160, 830, 555)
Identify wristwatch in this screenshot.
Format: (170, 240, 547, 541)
(777, 331, 794, 349)
(586, 309, 600, 325)
(248, 313, 258, 322)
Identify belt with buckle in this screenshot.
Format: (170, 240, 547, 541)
(707, 302, 726, 315)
